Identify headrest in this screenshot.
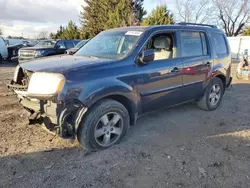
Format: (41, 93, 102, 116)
(153, 36, 170, 49)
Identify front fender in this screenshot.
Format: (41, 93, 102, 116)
(60, 78, 138, 112)
(80, 79, 137, 107)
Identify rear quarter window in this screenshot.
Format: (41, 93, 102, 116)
(211, 33, 228, 55)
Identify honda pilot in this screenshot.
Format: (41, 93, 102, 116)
(8, 23, 232, 152)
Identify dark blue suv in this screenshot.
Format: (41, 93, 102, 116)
(8, 23, 232, 151)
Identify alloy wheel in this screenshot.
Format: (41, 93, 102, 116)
(94, 112, 123, 147)
(209, 84, 221, 106)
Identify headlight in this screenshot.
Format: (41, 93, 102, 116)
(34, 50, 46, 57)
(27, 72, 65, 97)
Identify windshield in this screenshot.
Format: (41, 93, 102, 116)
(35, 40, 56, 47)
(75, 31, 142, 59)
(75, 40, 89, 48)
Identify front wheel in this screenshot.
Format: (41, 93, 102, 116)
(197, 77, 224, 111)
(77, 99, 130, 152)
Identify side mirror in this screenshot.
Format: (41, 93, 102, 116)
(139, 49, 155, 64)
(55, 45, 60, 49)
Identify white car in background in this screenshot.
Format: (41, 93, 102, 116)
(0, 37, 8, 63)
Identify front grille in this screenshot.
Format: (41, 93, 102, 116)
(19, 50, 35, 59)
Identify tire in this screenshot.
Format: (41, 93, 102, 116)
(197, 77, 224, 111)
(77, 99, 130, 152)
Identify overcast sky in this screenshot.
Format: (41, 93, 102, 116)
(0, 0, 175, 38)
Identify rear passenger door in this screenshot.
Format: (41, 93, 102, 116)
(180, 31, 212, 100)
(65, 41, 75, 49)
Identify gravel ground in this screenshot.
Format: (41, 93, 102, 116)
(0, 60, 250, 188)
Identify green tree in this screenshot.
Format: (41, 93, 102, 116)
(243, 27, 250, 36)
(80, 0, 108, 39)
(132, 0, 147, 24)
(50, 26, 65, 39)
(0, 28, 3, 36)
(79, 0, 147, 39)
(143, 5, 174, 26)
(60, 21, 80, 39)
(105, 0, 134, 29)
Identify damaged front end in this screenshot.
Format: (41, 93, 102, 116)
(7, 66, 87, 139)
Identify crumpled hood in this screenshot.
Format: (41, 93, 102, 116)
(20, 55, 112, 73)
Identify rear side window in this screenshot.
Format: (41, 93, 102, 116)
(65, 41, 74, 49)
(180, 31, 208, 57)
(212, 33, 228, 55)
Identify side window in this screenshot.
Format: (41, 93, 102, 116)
(180, 31, 207, 57)
(212, 33, 228, 55)
(56, 41, 66, 49)
(200, 33, 208, 55)
(145, 32, 175, 61)
(65, 42, 74, 49)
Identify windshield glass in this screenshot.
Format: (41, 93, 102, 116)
(75, 31, 142, 59)
(75, 40, 88, 48)
(35, 40, 56, 47)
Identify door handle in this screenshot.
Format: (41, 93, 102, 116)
(205, 62, 211, 66)
(171, 67, 179, 73)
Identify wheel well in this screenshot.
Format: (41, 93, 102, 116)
(102, 95, 137, 125)
(216, 74, 226, 88)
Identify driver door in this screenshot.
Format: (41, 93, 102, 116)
(56, 41, 67, 54)
(136, 31, 184, 113)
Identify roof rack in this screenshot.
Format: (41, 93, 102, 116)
(177, 22, 217, 29)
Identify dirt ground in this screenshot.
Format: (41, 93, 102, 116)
(0, 61, 249, 188)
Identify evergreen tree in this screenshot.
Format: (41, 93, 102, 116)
(132, 0, 147, 24)
(79, 0, 147, 39)
(143, 5, 174, 26)
(80, 0, 109, 38)
(60, 21, 80, 39)
(105, 0, 134, 29)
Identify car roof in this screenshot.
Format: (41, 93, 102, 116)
(108, 24, 223, 33)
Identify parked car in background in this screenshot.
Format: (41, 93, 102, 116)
(0, 37, 8, 63)
(5, 39, 37, 47)
(8, 23, 232, 152)
(18, 40, 80, 63)
(65, 39, 89, 55)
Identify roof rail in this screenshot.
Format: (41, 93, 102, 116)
(177, 22, 217, 29)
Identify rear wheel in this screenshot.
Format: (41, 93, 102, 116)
(77, 99, 130, 152)
(197, 77, 224, 111)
